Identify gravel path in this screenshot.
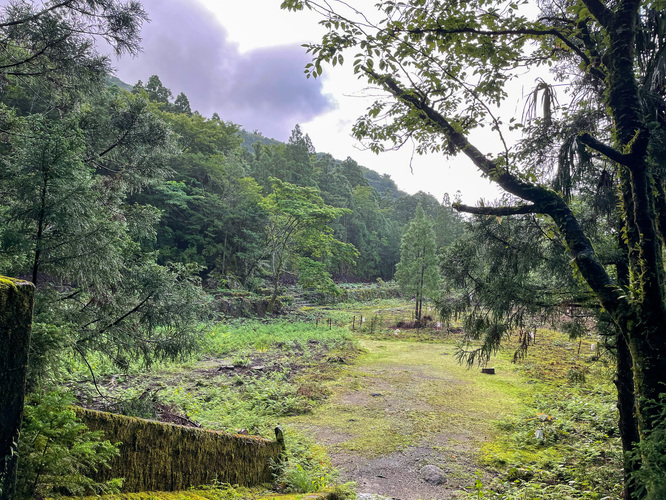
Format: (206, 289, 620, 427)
(284, 340, 519, 500)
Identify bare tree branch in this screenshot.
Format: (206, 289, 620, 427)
(580, 0, 613, 28)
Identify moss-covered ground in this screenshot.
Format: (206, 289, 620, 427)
(67, 485, 332, 500)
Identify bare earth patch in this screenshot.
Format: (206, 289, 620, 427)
(284, 340, 523, 500)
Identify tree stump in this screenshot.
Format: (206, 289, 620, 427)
(0, 277, 35, 500)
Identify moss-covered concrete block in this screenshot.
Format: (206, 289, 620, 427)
(75, 408, 283, 493)
(0, 277, 35, 499)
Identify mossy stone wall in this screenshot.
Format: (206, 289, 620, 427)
(0, 277, 34, 500)
(75, 408, 282, 493)
(320, 285, 401, 304)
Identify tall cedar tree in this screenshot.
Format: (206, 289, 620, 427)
(395, 204, 440, 322)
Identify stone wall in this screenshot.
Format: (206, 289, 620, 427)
(76, 408, 283, 492)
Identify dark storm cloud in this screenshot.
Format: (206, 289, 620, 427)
(111, 0, 333, 140)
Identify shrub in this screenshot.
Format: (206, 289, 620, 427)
(15, 390, 121, 499)
(629, 396, 666, 499)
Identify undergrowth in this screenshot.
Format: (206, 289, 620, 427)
(60, 317, 361, 495)
(46, 301, 629, 498)
(458, 329, 624, 499)
(202, 318, 355, 356)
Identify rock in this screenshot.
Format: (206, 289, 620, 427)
(421, 464, 447, 485)
(357, 494, 392, 500)
(251, 365, 265, 371)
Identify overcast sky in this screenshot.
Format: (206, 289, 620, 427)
(110, 0, 506, 203)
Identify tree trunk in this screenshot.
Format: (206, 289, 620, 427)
(267, 252, 282, 314)
(628, 330, 666, 434)
(615, 333, 641, 500)
(32, 165, 50, 286)
(615, 231, 641, 500)
(414, 293, 420, 321)
(0, 277, 35, 500)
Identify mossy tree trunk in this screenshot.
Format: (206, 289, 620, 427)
(0, 277, 35, 500)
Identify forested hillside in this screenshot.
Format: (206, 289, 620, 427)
(117, 74, 464, 286)
(0, 16, 464, 418)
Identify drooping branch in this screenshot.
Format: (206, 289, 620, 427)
(364, 67, 628, 322)
(98, 294, 152, 335)
(0, 1, 75, 28)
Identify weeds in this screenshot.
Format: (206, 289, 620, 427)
(465, 348, 623, 499)
(272, 430, 338, 494)
(203, 318, 355, 357)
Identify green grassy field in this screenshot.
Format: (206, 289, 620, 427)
(59, 299, 622, 499)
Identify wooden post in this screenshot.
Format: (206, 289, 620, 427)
(0, 277, 35, 500)
(275, 424, 287, 465)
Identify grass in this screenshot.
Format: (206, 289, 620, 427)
(67, 317, 360, 433)
(61, 298, 623, 499)
(203, 319, 355, 356)
(282, 338, 524, 459)
(61, 316, 362, 497)
(285, 299, 623, 499)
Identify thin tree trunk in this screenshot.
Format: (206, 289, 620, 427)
(32, 165, 50, 286)
(267, 251, 283, 314)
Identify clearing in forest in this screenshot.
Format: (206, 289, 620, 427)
(283, 338, 525, 500)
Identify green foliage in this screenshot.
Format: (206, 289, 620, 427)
(15, 390, 121, 499)
(281, 1, 666, 496)
(298, 257, 340, 297)
(203, 319, 355, 357)
(0, 79, 208, 381)
(261, 178, 356, 311)
(273, 432, 336, 494)
(440, 214, 589, 366)
(469, 384, 623, 499)
(628, 396, 666, 499)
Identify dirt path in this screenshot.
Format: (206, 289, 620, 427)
(284, 339, 523, 500)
